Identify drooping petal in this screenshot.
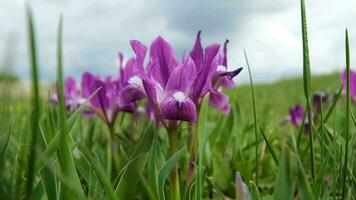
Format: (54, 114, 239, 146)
(214, 67, 243, 89)
(215, 76, 235, 89)
(119, 84, 146, 105)
(189, 43, 220, 100)
(160, 92, 197, 122)
(209, 89, 230, 115)
(149, 36, 178, 88)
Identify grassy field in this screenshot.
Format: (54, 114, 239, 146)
(1, 71, 354, 199)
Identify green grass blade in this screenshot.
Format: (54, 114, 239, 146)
(249, 181, 260, 200)
(34, 88, 99, 172)
(86, 153, 117, 200)
(55, 15, 85, 199)
(158, 148, 185, 200)
(25, 5, 41, 198)
(195, 96, 209, 200)
(300, 0, 315, 180)
(341, 29, 350, 199)
(244, 50, 259, 185)
(115, 123, 155, 199)
(260, 128, 279, 165)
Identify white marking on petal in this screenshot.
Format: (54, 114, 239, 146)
(128, 75, 143, 87)
(173, 91, 187, 103)
(217, 65, 227, 72)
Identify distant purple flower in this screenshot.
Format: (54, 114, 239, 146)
(51, 76, 86, 112)
(312, 91, 329, 113)
(341, 69, 356, 103)
(289, 105, 305, 127)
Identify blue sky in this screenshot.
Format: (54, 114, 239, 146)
(0, 0, 355, 83)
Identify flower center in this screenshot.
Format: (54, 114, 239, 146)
(172, 91, 186, 103)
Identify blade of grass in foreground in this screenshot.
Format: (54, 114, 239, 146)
(244, 50, 259, 186)
(25, 5, 41, 198)
(195, 96, 209, 200)
(260, 128, 279, 165)
(300, 0, 315, 181)
(158, 148, 185, 200)
(56, 15, 85, 199)
(341, 29, 350, 200)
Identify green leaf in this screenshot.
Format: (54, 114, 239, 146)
(341, 29, 351, 199)
(55, 15, 85, 199)
(87, 153, 117, 200)
(158, 148, 185, 200)
(195, 96, 209, 200)
(25, 5, 41, 198)
(34, 88, 100, 172)
(115, 122, 155, 199)
(273, 145, 294, 200)
(260, 128, 278, 165)
(300, 0, 315, 180)
(249, 181, 260, 200)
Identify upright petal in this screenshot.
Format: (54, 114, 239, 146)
(130, 40, 147, 64)
(149, 36, 178, 88)
(222, 39, 229, 67)
(160, 92, 197, 122)
(189, 43, 220, 100)
(119, 84, 146, 105)
(189, 31, 203, 70)
(165, 65, 188, 93)
(64, 76, 78, 99)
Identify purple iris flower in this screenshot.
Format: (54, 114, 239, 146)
(341, 69, 356, 103)
(51, 76, 86, 112)
(138, 32, 242, 124)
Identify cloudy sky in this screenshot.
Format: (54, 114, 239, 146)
(0, 0, 355, 83)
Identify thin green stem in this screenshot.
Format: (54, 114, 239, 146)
(168, 123, 180, 200)
(342, 29, 350, 199)
(300, 0, 315, 181)
(244, 50, 259, 186)
(25, 5, 41, 198)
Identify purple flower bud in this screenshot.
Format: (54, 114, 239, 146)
(235, 172, 250, 200)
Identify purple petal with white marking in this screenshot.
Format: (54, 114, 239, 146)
(160, 93, 197, 122)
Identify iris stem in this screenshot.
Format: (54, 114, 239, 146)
(168, 123, 180, 200)
(107, 124, 120, 181)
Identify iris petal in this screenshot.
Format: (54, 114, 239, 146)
(160, 93, 197, 122)
(209, 89, 230, 115)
